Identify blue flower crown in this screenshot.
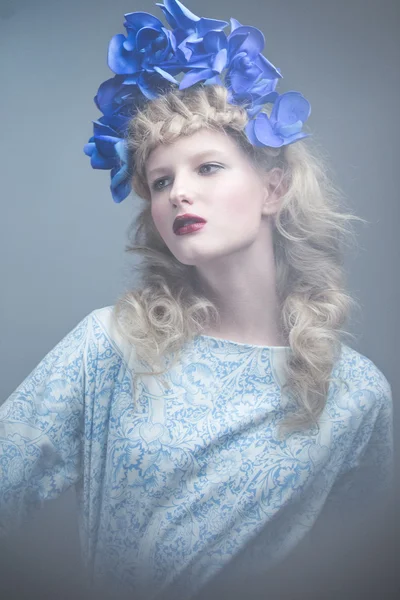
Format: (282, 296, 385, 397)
(84, 0, 311, 203)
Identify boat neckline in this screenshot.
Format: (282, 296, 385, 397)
(197, 333, 290, 350)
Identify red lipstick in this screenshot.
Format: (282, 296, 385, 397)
(174, 222, 206, 235)
(173, 213, 207, 234)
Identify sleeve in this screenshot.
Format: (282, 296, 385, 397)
(311, 371, 394, 541)
(0, 312, 92, 537)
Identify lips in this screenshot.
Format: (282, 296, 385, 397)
(175, 222, 206, 236)
(173, 213, 206, 234)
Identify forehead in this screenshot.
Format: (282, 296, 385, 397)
(145, 128, 242, 177)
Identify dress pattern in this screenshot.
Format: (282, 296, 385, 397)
(0, 306, 393, 599)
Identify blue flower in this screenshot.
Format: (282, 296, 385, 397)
(108, 10, 179, 96)
(156, 0, 229, 62)
(110, 141, 131, 203)
(87, 69, 180, 203)
(245, 91, 311, 148)
(84, 1, 312, 203)
(226, 18, 282, 95)
(84, 119, 130, 203)
(179, 30, 228, 89)
(94, 75, 138, 124)
(227, 80, 278, 118)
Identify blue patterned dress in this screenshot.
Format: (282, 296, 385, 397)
(0, 306, 393, 599)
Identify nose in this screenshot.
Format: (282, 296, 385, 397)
(168, 172, 194, 207)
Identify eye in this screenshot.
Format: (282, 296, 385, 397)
(198, 163, 223, 175)
(152, 176, 170, 191)
(151, 163, 223, 192)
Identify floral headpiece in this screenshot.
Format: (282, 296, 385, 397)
(84, 0, 311, 203)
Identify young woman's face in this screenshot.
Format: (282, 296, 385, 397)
(145, 128, 278, 268)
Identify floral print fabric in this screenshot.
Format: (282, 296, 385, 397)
(0, 306, 393, 599)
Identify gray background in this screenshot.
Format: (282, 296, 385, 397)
(0, 0, 399, 596)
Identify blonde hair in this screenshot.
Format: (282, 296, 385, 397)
(112, 84, 364, 438)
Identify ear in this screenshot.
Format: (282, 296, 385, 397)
(261, 168, 287, 217)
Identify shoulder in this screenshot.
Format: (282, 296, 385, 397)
(336, 343, 391, 395)
(66, 305, 118, 361)
(89, 304, 114, 332)
(86, 305, 137, 366)
(330, 343, 392, 422)
(327, 345, 394, 486)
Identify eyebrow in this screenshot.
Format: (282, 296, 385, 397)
(147, 149, 228, 178)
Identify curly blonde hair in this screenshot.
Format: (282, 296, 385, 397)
(112, 83, 364, 438)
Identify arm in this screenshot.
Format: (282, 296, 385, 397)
(311, 371, 394, 543)
(0, 313, 92, 536)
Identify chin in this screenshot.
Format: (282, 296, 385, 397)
(165, 239, 232, 266)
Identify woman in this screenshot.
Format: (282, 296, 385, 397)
(0, 1, 393, 599)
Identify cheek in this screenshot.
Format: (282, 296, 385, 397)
(220, 183, 265, 237)
(151, 202, 175, 248)
(220, 177, 261, 217)
(151, 202, 165, 232)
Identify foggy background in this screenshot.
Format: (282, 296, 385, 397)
(0, 0, 399, 597)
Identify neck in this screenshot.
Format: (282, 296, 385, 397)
(196, 249, 287, 347)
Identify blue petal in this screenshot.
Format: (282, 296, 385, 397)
(244, 120, 264, 147)
(253, 113, 285, 147)
(184, 56, 211, 69)
(164, 28, 177, 53)
(186, 36, 206, 51)
(161, 0, 200, 32)
(83, 142, 95, 157)
(92, 120, 120, 138)
(162, 0, 228, 35)
(108, 34, 140, 75)
(204, 74, 224, 86)
(159, 0, 228, 37)
(229, 64, 262, 94)
(115, 140, 128, 164)
(227, 31, 249, 58)
(95, 136, 121, 158)
(99, 111, 130, 129)
(155, 3, 178, 30)
(177, 40, 194, 62)
(123, 30, 137, 52)
(255, 53, 282, 81)
(280, 132, 310, 145)
(95, 76, 125, 115)
(124, 11, 164, 32)
(122, 75, 139, 85)
(246, 105, 262, 118)
(277, 120, 303, 137)
(153, 65, 179, 83)
(179, 68, 214, 89)
(229, 18, 243, 33)
(88, 146, 117, 170)
(250, 79, 278, 99)
(110, 164, 131, 203)
(196, 17, 229, 38)
(93, 153, 116, 170)
(228, 89, 253, 106)
(253, 90, 279, 105)
(244, 90, 278, 118)
(203, 30, 227, 54)
(137, 72, 165, 99)
(229, 26, 264, 57)
(136, 26, 163, 52)
(275, 91, 311, 126)
(213, 48, 228, 73)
